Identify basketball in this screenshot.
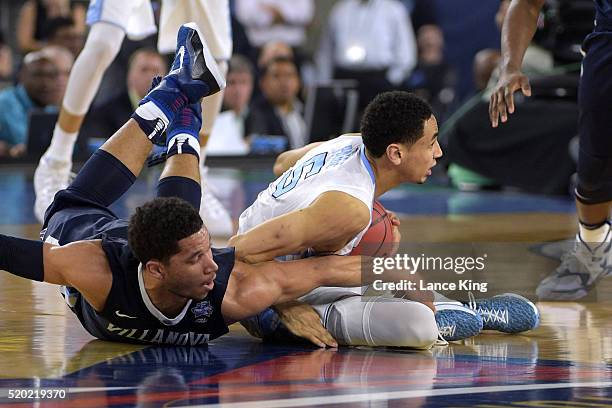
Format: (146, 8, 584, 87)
(350, 200, 396, 257)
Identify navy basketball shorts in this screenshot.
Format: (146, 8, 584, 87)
(576, 30, 612, 204)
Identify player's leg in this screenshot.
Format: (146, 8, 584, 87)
(49, 23, 223, 219)
(199, 85, 234, 236)
(536, 35, 612, 300)
(34, 0, 159, 222)
(317, 296, 439, 349)
(34, 21, 126, 221)
(158, 0, 234, 234)
(156, 102, 203, 210)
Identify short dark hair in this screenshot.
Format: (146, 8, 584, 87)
(228, 54, 254, 77)
(360, 91, 433, 157)
(259, 55, 297, 78)
(128, 197, 204, 264)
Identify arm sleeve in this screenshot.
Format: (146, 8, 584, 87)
(0, 234, 44, 281)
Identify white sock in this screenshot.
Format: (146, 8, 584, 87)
(44, 124, 77, 162)
(579, 222, 610, 247)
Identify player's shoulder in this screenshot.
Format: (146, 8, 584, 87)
(318, 133, 363, 151)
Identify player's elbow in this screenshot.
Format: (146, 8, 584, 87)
(273, 155, 289, 177)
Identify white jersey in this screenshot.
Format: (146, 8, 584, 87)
(238, 135, 376, 256)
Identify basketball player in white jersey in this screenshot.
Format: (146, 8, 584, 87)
(33, 0, 234, 236)
(232, 91, 541, 348)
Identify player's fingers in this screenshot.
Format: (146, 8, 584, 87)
(497, 90, 508, 123)
(387, 211, 400, 226)
(505, 87, 516, 115)
(305, 334, 326, 348)
(489, 92, 499, 127)
(520, 76, 532, 97)
(319, 329, 338, 348)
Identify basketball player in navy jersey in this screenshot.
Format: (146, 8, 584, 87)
(489, 0, 612, 300)
(0, 24, 406, 347)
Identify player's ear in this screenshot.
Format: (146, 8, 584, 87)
(386, 143, 402, 165)
(145, 260, 165, 280)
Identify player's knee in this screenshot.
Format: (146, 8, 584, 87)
(369, 300, 437, 349)
(576, 143, 612, 204)
(82, 24, 124, 66)
(576, 158, 612, 204)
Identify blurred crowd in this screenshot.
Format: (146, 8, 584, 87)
(0, 0, 594, 195)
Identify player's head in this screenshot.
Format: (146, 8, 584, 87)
(128, 197, 218, 300)
(361, 91, 442, 184)
(259, 56, 300, 106)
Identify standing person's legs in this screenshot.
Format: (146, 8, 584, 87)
(34, 0, 158, 222)
(34, 22, 126, 221)
(536, 33, 612, 300)
(44, 22, 224, 222)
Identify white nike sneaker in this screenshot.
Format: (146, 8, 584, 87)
(199, 166, 233, 236)
(33, 155, 72, 223)
(536, 225, 612, 300)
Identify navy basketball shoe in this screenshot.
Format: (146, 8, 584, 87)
(435, 302, 483, 342)
(464, 293, 540, 333)
(134, 22, 225, 145)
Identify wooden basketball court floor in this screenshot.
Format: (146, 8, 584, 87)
(0, 165, 611, 407)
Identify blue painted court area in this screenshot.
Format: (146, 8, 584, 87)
(0, 165, 575, 227)
(0, 333, 610, 407)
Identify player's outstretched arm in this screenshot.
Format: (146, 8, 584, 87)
(229, 191, 370, 263)
(489, 0, 545, 127)
(0, 235, 112, 311)
(221, 253, 433, 323)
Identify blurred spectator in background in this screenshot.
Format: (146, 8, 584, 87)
(0, 46, 73, 158)
(0, 32, 14, 89)
(17, 0, 86, 53)
(81, 48, 167, 142)
(247, 56, 306, 151)
(235, 0, 314, 56)
(45, 16, 85, 57)
(406, 21, 456, 120)
(258, 40, 294, 68)
(207, 55, 254, 156)
(433, 0, 500, 101)
(316, 0, 417, 111)
(230, 13, 256, 65)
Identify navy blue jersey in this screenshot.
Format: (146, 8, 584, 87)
(42, 189, 234, 345)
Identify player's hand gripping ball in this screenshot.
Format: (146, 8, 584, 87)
(350, 200, 400, 257)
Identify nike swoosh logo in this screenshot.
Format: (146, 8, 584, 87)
(115, 311, 138, 319)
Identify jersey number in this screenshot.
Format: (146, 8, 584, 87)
(272, 153, 327, 198)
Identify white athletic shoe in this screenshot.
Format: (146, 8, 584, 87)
(536, 226, 612, 300)
(199, 166, 233, 236)
(33, 155, 72, 223)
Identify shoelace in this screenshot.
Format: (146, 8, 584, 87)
(467, 292, 508, 325)
(438, 324, 456, 338)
